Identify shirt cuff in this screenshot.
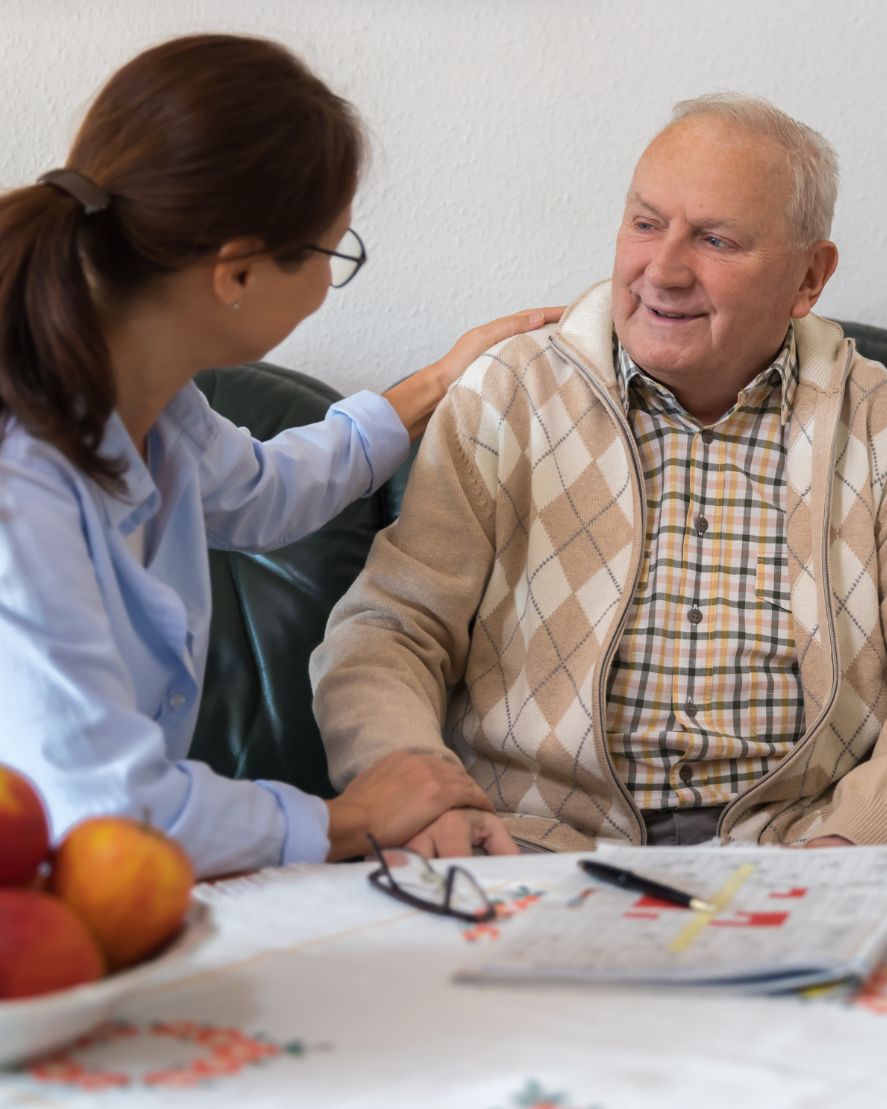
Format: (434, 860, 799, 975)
(329, 390, 410, 496)
(256, 780, 331, 864)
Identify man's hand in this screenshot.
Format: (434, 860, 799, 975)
(405, 808, 519, 859)
(325, 750, 494, 862)
(803, 835, 854, 848)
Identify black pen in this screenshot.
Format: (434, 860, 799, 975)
(579, 858, 717, 913)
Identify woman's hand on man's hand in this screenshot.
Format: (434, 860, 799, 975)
(325, 749, 501, 861)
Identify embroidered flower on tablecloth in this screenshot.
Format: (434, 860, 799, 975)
(24, 1019, 325, 1091)
(462, 884, 545, 942)
(143, 1023, 282, 1088)
(490, 1076, 604, 1108)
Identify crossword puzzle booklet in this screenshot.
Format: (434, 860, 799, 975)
(455, 845, 887, 994)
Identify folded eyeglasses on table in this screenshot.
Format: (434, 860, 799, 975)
(366, 833, 497, 924)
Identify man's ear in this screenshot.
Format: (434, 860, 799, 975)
(211, 238, 266, 308)
(790, 240, 839, 318)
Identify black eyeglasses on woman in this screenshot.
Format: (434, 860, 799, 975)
(306, 227, 366, 288)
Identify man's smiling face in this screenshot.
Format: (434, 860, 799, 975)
(611, 115, 817, 415)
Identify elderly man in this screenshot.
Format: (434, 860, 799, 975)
(311, 94, 887, 857)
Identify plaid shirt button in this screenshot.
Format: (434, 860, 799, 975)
(608, 331, 805, 812)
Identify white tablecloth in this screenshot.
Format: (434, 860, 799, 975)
(2, 852, 887, 1108)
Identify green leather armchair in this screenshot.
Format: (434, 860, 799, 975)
(192, 320, 887, 799)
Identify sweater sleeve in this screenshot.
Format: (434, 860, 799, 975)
(310, 383, 498, 789)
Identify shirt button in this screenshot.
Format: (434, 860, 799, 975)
(700, 428, 714, 444)
(695, 514, 709, 536)
(688, 606, 703, 625)
(769, 370, 782, 386)
(679, 765, 694, 784)
(685, 699, 699, 718)
(168, 692, 186, 710)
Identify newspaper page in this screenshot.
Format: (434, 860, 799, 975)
(455, 845, 887, 993)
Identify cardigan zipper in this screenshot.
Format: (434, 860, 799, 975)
(549, 335, 647, 843)
(716, 341, 852, 837)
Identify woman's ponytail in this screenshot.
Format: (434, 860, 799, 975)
(0, 183, 121, 488)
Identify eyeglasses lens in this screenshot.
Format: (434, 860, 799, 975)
(329, 229, 362, 288)
(380, 849, 491, 919)
(447, 869, 494, 919)
(380, 848, 442, 898)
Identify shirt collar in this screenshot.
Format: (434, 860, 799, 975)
(96, 381, 218, 534)
(95, 413, 157, 535)
(615, 323, 799, 426)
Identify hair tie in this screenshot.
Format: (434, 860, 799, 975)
(38, 169, 110, 215)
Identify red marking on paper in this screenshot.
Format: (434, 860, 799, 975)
(768, 887, 808, 899)
(710, 911, 789, 928)
(633, 895, 687, 911)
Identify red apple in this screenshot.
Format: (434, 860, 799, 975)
(0, 765, 50, 886)
(0, 889, 105, 999)
(50, 816, 194, 971)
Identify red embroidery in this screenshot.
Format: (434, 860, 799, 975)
(25, 1020, 317, 1090)
(463, 885, 544, 942)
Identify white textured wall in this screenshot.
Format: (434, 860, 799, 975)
(2, 0, 885, 396)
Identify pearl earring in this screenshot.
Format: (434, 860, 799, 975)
(231, 302, 240, 310)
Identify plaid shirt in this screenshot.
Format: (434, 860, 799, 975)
(606, 329, 806, 812)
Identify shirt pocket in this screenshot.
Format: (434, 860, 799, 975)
(755, 554, 792, 612)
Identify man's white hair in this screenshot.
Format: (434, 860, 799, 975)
(668, 93, 838, 249)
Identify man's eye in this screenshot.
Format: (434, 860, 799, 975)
(634, 220, 655, 232)
(704, 235, 729, 249)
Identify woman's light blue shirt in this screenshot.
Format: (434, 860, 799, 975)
(0, 381, 408, 878)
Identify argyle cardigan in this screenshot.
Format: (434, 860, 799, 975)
(312, 281, 887, 850)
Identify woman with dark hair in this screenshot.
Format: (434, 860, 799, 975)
(0, 34, 558, 877)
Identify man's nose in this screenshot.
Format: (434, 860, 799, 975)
(645, 235, 694, 289)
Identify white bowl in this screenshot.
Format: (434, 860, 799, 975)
(0, 904, 207, 1069)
